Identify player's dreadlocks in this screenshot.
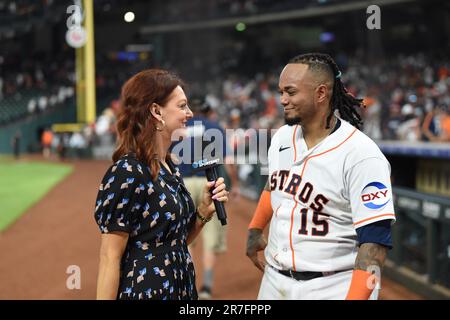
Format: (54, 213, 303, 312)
(289, 53, 364, 129)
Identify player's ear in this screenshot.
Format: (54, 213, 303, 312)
(316, 84, 329, 103)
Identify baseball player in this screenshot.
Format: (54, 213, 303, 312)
(246, 53, 396, 300)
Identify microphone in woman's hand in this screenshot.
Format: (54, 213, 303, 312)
(192, 158, 227, 226)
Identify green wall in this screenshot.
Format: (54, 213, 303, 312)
(0, 99, 76, 154)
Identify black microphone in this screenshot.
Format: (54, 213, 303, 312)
(192, 158, 228, 226)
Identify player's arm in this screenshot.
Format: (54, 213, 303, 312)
(346, 219, 392, 300)
(355, 243, 388, 271)
(346, 243, 387, 300)
(246, 179, 272, 272)
(345, 156, 396, 300)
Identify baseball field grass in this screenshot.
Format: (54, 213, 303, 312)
(0, 157, 73, 231)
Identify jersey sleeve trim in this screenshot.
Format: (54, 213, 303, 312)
(353, 213, 396, 228)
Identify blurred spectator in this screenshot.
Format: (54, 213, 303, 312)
(27, 99, 36, 113)
(384, 103, 402, 140)
(51, 133, 60, 156)
(83, 124, 96, 148)
(41, 127, 53, 158)
(94, 107, 116, 148)
(58, 133, 70, 160)
(69, 132, 88, 158)
(11, 130, 21, 160)
(397, 104, 421, 141)
(422, 104, 450, 142)
(38, 96, 48, 112)
(95, 108, 116, 136)
(362, 95, 382, 140)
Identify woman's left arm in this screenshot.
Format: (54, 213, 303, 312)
(186, 177, 228, 245)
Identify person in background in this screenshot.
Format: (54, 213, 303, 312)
(172, 95, 240, 299)
(11, 130, 21, 160)
(41, 127, 53, 159)
(422, 104, 450, 142)
(397, 104, 421, 141)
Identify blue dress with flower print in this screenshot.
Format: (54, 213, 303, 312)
(94, 153, 197, 300)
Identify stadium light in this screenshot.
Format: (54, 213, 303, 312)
(124, 11, 135, 23)
(236, 22, 246, 32)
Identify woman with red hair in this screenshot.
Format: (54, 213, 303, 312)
(94, 69, 228, 300)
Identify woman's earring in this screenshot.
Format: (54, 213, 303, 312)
(156, 119, 165, 131)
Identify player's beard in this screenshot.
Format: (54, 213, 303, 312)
(285, 115, 302, 126)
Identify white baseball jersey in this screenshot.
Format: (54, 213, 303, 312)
(265, 118, 396, 273)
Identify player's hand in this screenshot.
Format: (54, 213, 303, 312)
(198, 177, 228, 219)
(246, 228, 267, 272)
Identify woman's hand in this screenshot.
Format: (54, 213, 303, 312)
(197, 177, 229, 219)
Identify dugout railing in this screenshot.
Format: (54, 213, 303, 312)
(385, 187, 450, 299)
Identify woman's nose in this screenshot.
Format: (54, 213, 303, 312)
(186, 106, 194, 118)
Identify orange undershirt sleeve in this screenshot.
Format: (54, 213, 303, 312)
(345, 269, 377, 300)
(248, 190, 272, 230)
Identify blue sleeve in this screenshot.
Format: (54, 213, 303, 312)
(94, 159, 144, 234)
(356, 220, 393, 249)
